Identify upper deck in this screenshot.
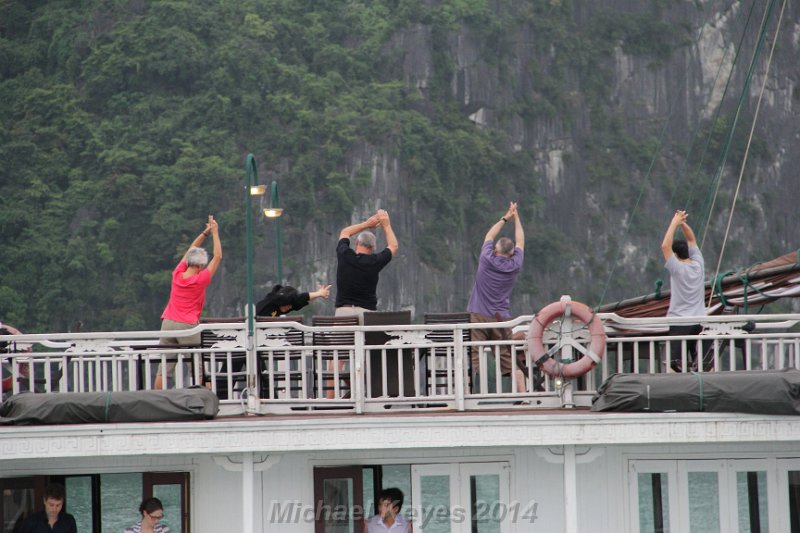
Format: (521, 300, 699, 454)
(2, 309, 799, 418)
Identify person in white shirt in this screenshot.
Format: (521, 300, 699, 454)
(661, 210, 707, 371)
(364, 488, 411, 533)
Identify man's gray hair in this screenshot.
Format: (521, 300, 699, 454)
(496, 237, 515, 256)
(186, 247, 209, 267)
(356, 231, 376, 250)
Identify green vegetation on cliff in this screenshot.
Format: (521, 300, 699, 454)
(3, 0, 764, 331)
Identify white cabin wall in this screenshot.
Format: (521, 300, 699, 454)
(259, 452, 314, 533)
(511, 447, 564, 532)
(192, 455, 247, 533)
(575, 447, 620, 533)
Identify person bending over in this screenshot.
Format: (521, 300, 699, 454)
(256, 284, 331, 317)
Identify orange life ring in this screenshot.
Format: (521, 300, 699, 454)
(528, 298, 606, 378)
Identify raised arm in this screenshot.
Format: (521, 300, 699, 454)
(205, 215, 223, 276)
(511, 203, 524, 251)
(182, 218, 213, 262)
(661, 210, 686, 261)
(339, 213, 380, 240)
(377, 209, 399, 255)
(681, 219, 698, 248)
(484, 202, 515, 242)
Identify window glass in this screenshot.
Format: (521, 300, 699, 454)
(65, 476, 93, 533)
(419, 475, 450, 533)
(101, 473, 142, 533)
(638, 472, 670, 533)
(322, 478, 354, 533)
(688, 471, 720, 533)
(471, 474, 501, 533)
(153, 484, 182, 533)
(736, 471, 769, 533)
(382, 465, 412, 520)
(789, 471, 800, 533)
(362, 468, 375, 519)
(2, 486, 34, 533)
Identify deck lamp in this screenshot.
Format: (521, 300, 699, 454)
(264, 181, 283, 285)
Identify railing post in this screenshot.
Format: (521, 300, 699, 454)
(246, 321, 259, 413)
(354, 330, 365, 414)
(454, 324, 466, 411)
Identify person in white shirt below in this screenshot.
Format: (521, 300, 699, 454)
(365, 488, 411, 533)
(661, 209, 707, 371)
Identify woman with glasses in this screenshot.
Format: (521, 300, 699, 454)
(123, 497, 171, 533)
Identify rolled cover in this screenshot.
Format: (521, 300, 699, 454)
(591, 369, 800, 415)
(0, 387, 219, 425)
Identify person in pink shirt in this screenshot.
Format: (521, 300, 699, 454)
(154, 215, 222, 389)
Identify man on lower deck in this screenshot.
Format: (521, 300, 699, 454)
(467, 202, 526, 393)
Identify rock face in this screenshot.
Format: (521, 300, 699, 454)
(239, 0, 800, 320)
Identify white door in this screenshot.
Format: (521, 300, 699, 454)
(776, 458, 800, 533)
(411, 462, 510, 533)
(630, 458, 796, 533)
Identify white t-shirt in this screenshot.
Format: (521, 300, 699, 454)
(665, 246, 706, 318)
(365, 513, 411, 533)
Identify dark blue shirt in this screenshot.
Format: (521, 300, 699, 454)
(18, 511, 77, 533)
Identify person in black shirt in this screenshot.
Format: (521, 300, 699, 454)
(18, 483, 77, 533)
(256, 284, 331, 317)
(334, 209, 398, 323)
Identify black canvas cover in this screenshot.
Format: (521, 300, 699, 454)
(0, 388, 219, 425)
(591, 369, 800, 415)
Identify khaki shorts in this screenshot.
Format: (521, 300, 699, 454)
(334, 305, 370, 325)
(157, 319, 201, 376)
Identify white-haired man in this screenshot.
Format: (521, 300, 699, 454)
(334, 209, 398, 323)
(155, 215, 222, 389)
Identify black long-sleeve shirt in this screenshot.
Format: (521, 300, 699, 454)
(19, 511, 77, 533)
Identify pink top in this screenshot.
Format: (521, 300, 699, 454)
(161, 261, 212, 324)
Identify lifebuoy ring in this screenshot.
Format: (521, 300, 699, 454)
(528, 297, 606, 378)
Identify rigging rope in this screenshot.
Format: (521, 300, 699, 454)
(707, 0, 786, 307)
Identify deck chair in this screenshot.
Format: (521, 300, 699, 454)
(423, 312, 471, 395)
(200, 317, 248, 401)
(363, 310, 413, 398)
(256, 316, 306, 399)
(312, 315, 359, 399)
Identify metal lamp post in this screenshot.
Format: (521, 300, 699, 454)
(263, 180, 283, 285)
(244, 154, 265, 409)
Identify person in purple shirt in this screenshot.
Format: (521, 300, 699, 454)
(467, 202, 526, 392)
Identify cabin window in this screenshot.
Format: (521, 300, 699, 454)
(687, 471, 720, 532)
(636, 472, 671, 533)
(314, 462, 509, 533)
(788, 471, 800, 533)
(64, 476, 96, 533)
(411, 462, 510, 533)
(630, 459, 800, 532)
(0, 471, 189, 533)
(735, 471, 769, 533)
(0, 477, 41, 533)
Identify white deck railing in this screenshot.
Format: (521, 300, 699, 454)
(2, 312, 800, 415)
